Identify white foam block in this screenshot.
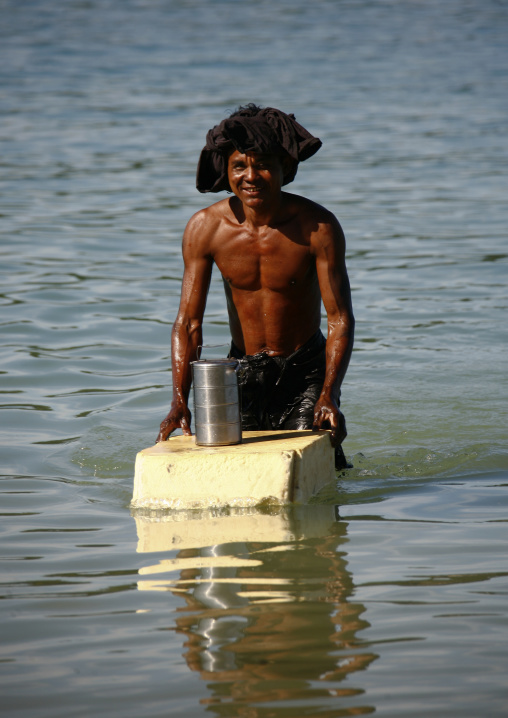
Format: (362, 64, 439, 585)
(131, 429, 335, 509)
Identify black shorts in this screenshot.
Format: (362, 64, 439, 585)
(228, 330, 349, 469)
(228, 330, 327, 431)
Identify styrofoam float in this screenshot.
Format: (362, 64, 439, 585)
(131, 429, 335, 509)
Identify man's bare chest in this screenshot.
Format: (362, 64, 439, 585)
(212, 228, 315, 292)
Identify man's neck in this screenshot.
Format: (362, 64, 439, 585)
(234, 193, 287, 229)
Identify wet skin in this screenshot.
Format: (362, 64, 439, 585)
(157, 150, 354, 446)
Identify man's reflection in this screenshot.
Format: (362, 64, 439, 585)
(135, 506, 376, 715)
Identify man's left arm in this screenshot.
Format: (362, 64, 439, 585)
(312, 213, 355, 446)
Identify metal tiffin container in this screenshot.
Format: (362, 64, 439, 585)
(191, 358, 242, 446)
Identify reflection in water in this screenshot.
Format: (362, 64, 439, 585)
(133, 506, 377, 715)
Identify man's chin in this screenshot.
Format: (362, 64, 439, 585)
(241, 191, 270, 207)
(242, 190, 264, 200)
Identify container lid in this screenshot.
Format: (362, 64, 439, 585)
(191, 358, 238, 367)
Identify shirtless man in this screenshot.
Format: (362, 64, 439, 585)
(157, 105, 354, 468)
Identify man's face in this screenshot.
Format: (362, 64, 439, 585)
(227, 150, 286, 208)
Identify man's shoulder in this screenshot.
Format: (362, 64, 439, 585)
(190, 197, 231, 221)
(284, 192, 340, 227)
(284, 193, 345, 255)
(185, 198, 232, 236)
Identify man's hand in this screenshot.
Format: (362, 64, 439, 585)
(156, 404, 192, 443)
(313, 395, 347, 447)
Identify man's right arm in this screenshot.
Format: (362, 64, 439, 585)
(156, 211, 214, 442)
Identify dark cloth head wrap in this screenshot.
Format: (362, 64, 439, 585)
(196, 106, 322, 193)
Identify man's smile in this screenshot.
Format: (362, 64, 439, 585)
(241, 185, 265, 197)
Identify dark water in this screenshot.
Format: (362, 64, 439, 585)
(1, 0, 507, 715)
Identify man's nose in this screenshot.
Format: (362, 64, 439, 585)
(245, 164, 258, 181)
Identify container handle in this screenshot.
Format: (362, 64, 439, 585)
(195, 343, 230, 361)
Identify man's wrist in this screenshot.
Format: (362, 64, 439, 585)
(170, 396, 189, 414)
(318, 388, 341, 407)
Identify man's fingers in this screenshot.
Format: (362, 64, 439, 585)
(313, 409, 324, 428)
(156, 415, 178, 443)
(314, 407, 336, 425)
(326, 420, 339, 447)
(156, 412, 193, 443)
(313, 409, 335, 437)
(180, 416, 192, 436)
(313, 407, 347, 447)
(156, 421, 172, 444)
